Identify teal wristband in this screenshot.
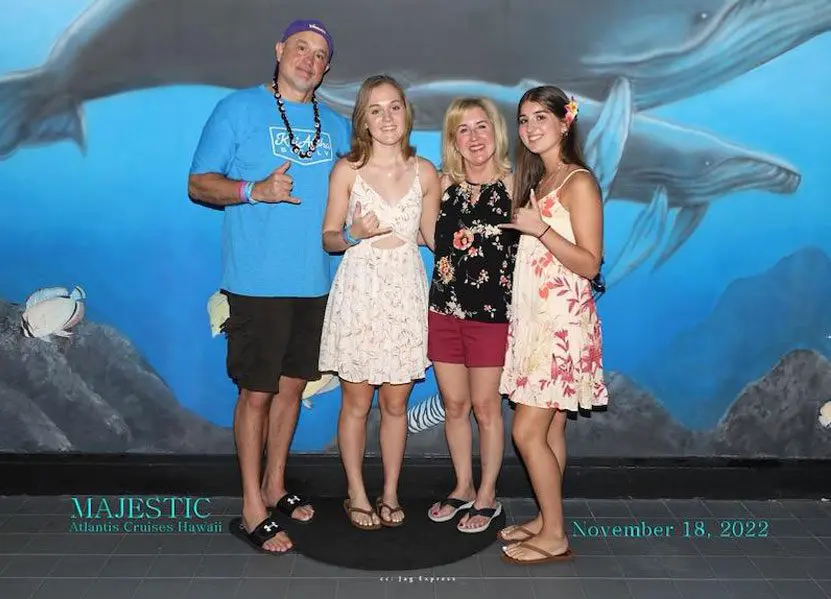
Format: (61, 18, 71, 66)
(244, 181, 256, 204)
(343, 225, 359, 246)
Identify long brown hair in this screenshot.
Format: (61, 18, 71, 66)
(512, 85, 594, 211)
(344, 74, 415, 168)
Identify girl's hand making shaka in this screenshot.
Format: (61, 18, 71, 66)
(498, 189, 550, 238)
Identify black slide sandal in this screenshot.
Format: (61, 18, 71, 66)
(271, 493, 314, 523)
(458, 502, 503, 534)
(229, 516, 291, 554)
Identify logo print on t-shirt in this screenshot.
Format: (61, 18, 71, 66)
(269, 127, 333, 166)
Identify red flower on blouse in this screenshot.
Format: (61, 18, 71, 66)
(453, 229, 475, 251)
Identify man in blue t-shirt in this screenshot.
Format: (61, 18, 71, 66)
(188, 18, 350, 554)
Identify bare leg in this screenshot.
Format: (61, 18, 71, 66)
(377, 382, 414, 523)
(548, 411, 568, 474)
(235, 389, 291, 552)
(338, 380, 380, 528)
(261, 376, 314, 521)
(499, 410, 567, 541)
(458, 366, 504, 530)
(503, 405, 569, 560)
(429, 362, 476, 520)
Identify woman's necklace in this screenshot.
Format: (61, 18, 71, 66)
(536, 162, 568, 197)
(461, 174, 500, 205)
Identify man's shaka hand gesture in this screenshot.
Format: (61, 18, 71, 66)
(252, 162, 301, 204)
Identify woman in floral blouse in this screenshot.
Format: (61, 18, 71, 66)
(426, 97, 519, 534)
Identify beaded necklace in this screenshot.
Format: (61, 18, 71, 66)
(271, 78, 322, 159)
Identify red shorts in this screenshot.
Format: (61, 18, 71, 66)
(427, 310, 509, 368)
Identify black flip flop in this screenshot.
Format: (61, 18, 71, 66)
(229, 516, 291, 555)
(457, 502, 503, 534)
(270, 492, 314, 524)
(427, 497, 475, 523)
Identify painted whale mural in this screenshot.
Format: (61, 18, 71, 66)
(0, 0, 828, 158)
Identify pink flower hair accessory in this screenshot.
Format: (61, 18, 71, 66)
(564, 97, 579, 127)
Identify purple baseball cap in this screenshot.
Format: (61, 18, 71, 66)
(281, 19, 334, 61)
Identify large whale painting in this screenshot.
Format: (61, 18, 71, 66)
(1, 0, 829, 158)
(0, 0, 828, 456)
(0, 0, 817, 279)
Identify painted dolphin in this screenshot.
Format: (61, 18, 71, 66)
(319, 78, 801, 281)
(1, 0, 827, 158)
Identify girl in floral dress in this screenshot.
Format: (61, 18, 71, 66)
(497, 86, 609, 565)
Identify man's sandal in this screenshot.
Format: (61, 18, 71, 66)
(270, 492, 314, 523)
(229, 516, 290, 555)
(343, 499, 381, 530)
(376, 497, 405, 527)
(500, 542, 573, 565)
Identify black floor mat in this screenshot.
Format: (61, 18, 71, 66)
(279, 497, 506, 571)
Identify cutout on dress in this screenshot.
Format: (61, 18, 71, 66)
(354, 172, 416, 251)
(371, 233, 405, 250)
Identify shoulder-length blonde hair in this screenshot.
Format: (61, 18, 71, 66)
(440, 97, 511, 184)
(344, 74, 415, 168)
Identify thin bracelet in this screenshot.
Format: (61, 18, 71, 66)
(537, 225, 551, 239)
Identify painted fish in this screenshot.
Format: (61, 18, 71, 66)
(820, 401, 831, 428)
(21, 285, 86, 341)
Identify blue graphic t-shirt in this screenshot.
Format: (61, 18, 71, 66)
(190, 85, 351, 297)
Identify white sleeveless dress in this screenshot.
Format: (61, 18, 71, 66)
(318, 160, 430, 385)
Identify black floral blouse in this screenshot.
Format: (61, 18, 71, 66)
(428, 179, 519, 323)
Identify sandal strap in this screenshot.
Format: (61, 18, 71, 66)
(507, 525, 534, 538)
(376, 498, 405, 524)
(275, 492, 310, 515)
(378, 503, 403, 515)
(248, 517, 284, 546)
(344, 499, 375, 516)
(439, 497, 472, 509)
(468, 506, 498, 518)
(516, 542, 556, 558)
(517, 541, 571, 561)
(377, 498, 404, 514)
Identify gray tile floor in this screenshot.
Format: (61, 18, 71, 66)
(1, 496, 829, 598)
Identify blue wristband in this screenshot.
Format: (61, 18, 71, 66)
(343, 225, 359, 246)
(244, 181, 256, 204)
